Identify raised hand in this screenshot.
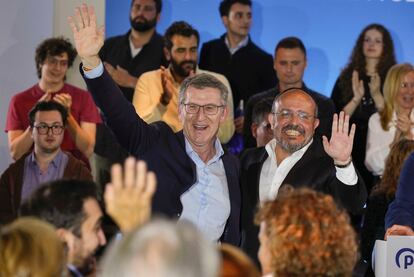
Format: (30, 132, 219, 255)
(322, 111, 356, 165)
(67, 4, 104, 69)
(104, 157, 157, 233)
(352, 70, 364, 102)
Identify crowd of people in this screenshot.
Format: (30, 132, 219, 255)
(1, 0, 414, 276)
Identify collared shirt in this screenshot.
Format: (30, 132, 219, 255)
(259, 139, 358, 203)
(21, 150, 68, 201)
(225, 35, 249, 55)
(179, 137, 230, 243)
(128, 34, 142, 58)
(67, 264, 83, 277)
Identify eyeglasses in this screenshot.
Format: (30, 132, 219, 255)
(46, 57, 68, 67)
(182, 103, 224, 115)
(33, 124, 65, 135)
(401, 82, 414, 89)
(273, 110, 315, 122)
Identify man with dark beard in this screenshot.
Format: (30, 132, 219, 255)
(100, 0, 166, 102)
(95, 0, 166, 189)
(239, 88, 367, 264)
(132, 21, 235, 143)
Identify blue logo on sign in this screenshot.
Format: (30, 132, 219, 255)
(396, 248, 414, 269)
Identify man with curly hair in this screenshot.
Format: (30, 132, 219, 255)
(256, 187, 357, 277)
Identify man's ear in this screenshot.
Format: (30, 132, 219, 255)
(221, 16, 229, 28)
(313, 118, 320, 131)
(220, 105, 229, 124)
(268, 113, 275, 129)
(251, 122, 258, 138)
(163, 47, 171, 62)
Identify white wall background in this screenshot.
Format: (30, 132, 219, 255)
(0, 0, 105, 173)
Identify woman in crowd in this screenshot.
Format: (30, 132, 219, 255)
(360, 139, 414, 276)
(0, 217, 65, 277)
(365, 63, 414, 177)
(331, 23, 396, 190)
(256, 187, 357, 277)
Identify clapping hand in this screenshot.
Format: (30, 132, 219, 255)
(322, 111, 356, 165)
(104, 157, 157, 233)
(352, 70, 364, 103)
(68, 4, 104, 69)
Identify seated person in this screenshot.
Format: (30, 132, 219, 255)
(360, 139, 414, 273)
(0, 101, 91, 224)
(0, 217, 65, 277)
(20, 179, 106, 277)
(256, 187, 357, 276)
(249, 97, 273, 147)
(133, 21, 235, 143)
(5, 37, 101, 165)
(365, 63, 414, 178)
(385, 151, 414, 238)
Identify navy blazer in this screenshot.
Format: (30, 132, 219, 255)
(240, 139, 367, 262)
(82, 67, 241, 245)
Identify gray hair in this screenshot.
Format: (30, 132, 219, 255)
(100, 219, 220, 277)
(179, 73, 228, 105)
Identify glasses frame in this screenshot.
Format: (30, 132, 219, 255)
(273, 109, 316, 122)
(33, 124, 65, 135)
(181, 103, 225, 115)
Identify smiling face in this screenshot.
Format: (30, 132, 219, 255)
(39, 53, 68, 87)
(222, 3, 252, 39)
(32, 110, 65, 154)
(270, 90, 319, 154)
(362, 28, 383, 60)
(179, 86, 227, 150)
(274, 47, 307, 90)
(396, 71, 414, 111)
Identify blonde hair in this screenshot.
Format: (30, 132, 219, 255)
(0, 217, 65, 277)
(380, 63, 414, 130)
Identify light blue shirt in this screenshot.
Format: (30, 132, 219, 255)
(179, 138, 230, 243)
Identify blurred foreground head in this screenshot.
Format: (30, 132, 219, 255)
(256, 187, 357, 277)
(0, 217, 65, 277)
(101, 219, 219, 277)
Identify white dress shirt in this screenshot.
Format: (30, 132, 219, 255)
(259, 138, 358, 203)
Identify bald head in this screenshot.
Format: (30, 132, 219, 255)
(273, 88, 318, 118)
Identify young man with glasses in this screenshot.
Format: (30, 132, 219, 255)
(240, 88, 367, 263)
(5, 37, 101, 166)
(0, 101, 92, 224)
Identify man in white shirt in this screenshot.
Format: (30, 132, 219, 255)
(240, 88, 367, 263)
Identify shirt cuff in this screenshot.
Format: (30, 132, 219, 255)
(335, 162, 358, 185)
(83, 62, 104, 79)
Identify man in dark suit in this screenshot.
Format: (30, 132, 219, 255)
(243, 37, 336, 148)
(240, 88, 367, 262)
(68, 4, 240, 246)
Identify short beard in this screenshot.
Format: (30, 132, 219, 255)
(130, 16, 157, 32)
(171, 59, 196, 78)
(276, 124, 308, 153)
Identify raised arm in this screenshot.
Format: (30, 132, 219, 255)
(68, 4, 104, 70)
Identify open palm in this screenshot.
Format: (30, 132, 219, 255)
(68, 4, 104, 67)
(322, 111, 355, 164)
